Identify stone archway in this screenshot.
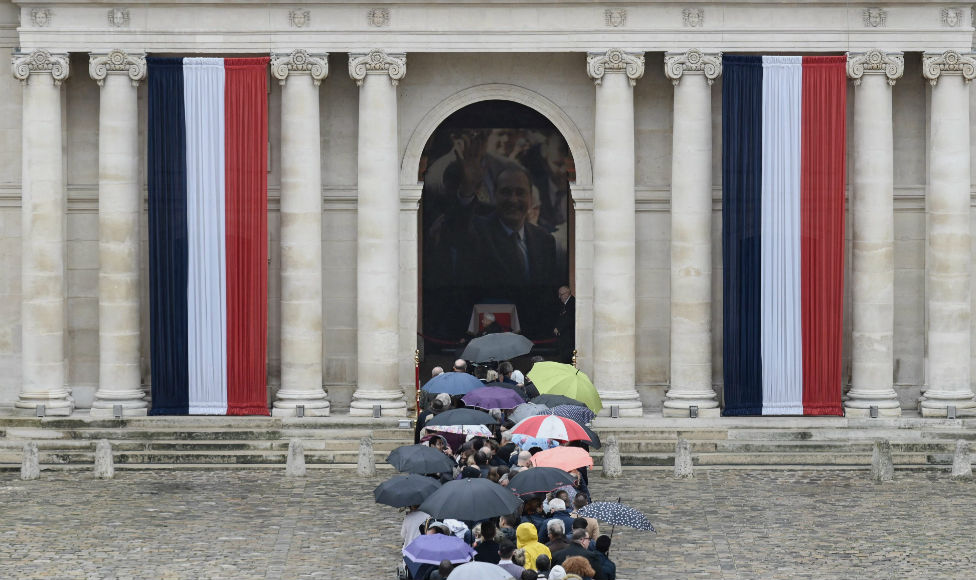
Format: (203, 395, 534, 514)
(401, 86, 593, 384)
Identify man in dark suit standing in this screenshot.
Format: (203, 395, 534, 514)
(469, 164, 558, 337)
(554, 286, 575, 364)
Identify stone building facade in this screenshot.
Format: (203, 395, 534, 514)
(0, 1, 974, 418)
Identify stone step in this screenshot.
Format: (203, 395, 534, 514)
(604, 451, 948, 467)
(0, 427, 412, 443)
(610, 439, 957, 453)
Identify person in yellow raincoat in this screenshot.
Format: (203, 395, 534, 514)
(516, 522, 552, 571)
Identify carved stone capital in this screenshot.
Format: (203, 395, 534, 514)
(664, 49, 722, 86)
(847, 50, 904, 86)
(586, 49, 645, 86)
(271, 50, 329, 87)
(349, 50, 406, 87)
(89, 50, 147, 87)
(922, 51, 976, 86)
(11, 50, 70, 86)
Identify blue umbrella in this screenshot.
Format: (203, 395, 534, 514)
(403, 534, 476, 565)
(511, 433, 560, 451)
(421, 372, 484, 395)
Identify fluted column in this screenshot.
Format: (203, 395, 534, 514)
(11, 51, 73, 415)
(349, 50, 407, 416)
(587, 49, 644, 416)
(88, 50, 149, 416)
(663, 50, 722, 417)
(270, 50, 330, 416)
(844, 50, 904, 417)
(921, 51, 976, 416)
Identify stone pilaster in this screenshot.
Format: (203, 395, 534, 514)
(349, 50, 407, 416)
(270, 50, 330, 416)
(920, 51, 976, 416)
(844, 50, 904, 417)
(89, 50, 149, 416)
(11, 50, 73, 415)
(587, 49, 644, 416)
(663, 50, 721, 417)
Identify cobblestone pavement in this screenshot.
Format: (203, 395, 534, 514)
(2, 469, 975, 579)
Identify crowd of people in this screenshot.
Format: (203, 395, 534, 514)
(400, 359, 616, 580)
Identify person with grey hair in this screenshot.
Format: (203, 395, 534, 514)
(541, 498, 575, 544)
(553, 529, 606, 579)
(545, 518, 570, 554)
(453, 359, 468, 372)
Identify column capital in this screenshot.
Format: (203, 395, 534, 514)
(349, 50, 406, 87)
(271, 49, 329, 86)
(89, 50, 147, 87)
(664, 49, 722, 86)
(12, 50, 70, 86)
(847, 50, 904, 86)
(587, 49, 644, 86)
(922, 51, 976, 86)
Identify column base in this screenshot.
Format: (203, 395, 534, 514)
(844, 395, 902, 417)
(90, 403, 149, 418)
(662, 387, 720, 417)
(596, 390, 643, 417)
(920, 396, 976, 417)
(349, 400, 408, 417)
(14, 397, 74, 416)
(272, 401, 331, 417)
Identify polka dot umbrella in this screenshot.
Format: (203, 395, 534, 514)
(577, 500, 656, 532)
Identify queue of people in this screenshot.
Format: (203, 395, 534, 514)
(399, 362, 616, 580)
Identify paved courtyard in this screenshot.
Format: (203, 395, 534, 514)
(1, 468, 975, 579)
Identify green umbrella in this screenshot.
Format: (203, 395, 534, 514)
(527, 362, 602, 413)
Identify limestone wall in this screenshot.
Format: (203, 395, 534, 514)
(0, 0, 961, 411)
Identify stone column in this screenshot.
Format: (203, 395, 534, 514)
(662, 50, 722, 417)
(844, 50, 904, 417)
(586, 49, 644, 416)
(88, 50, 149, 417)
(11, 50, 73, 415)
(270, 50, 331, 416)
(921, 51, 976, 416)
(349, 50, 407, 416)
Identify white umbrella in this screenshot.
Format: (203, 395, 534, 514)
(447, 562, 515, 580)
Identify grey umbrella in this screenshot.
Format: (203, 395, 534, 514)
(508, 402, 549, 424)
(386, 444, 456, 474)
(419, 477, 523, 521)
(460, 332, 534, 362)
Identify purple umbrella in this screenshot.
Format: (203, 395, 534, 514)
(403, 534, 476, 565)
(461, 386, 525, 410)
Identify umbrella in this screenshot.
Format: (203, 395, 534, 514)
(373, 474, 442, 508)
(387, 444, 456, 474)
(508, 402, 549, 423)
(578, 500, 656, 534)
(530, 446, 594, 471)
(577, 424, 602, 450)
(460, 332, 534, 362)
(541, 404, 596, 426)
(419, 477, 523, 521)
(530, 394, 587, 408)
(461, 386, 525, 410)
(528, 362, 603, 413)
(511, 434, 560, 451)
(421, 372, 484, 395)
(425, 408, 499, 427)
(510, 415, 591, 443)
(403, 534, 476, 565)
(448, 562, 516, 580)
(506, 466, 576, 496)
(427, 424, 493, 437)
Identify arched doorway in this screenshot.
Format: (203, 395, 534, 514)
(416, 100, 576, 370)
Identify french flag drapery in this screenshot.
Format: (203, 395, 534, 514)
(722, 56, 846, 416)
(148, 57, 270, 415)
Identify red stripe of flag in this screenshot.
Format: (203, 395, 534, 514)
(800, 56, 846, 416)
(224, 58, 270, 415)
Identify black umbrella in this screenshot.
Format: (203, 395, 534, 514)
(387, 444, 456, 474)
(506, 467, 576, 496)
(460, 332, 534, 362)
(419, 477, 523, 521)
(373, 473, 442, 508)
(531, 394, 587, 408)
(578, 424, 602, 450)
(424, 408, 499, 427)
